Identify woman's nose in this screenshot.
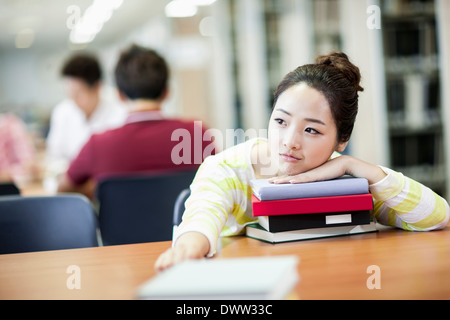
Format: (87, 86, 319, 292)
(283, 129, 301, 150)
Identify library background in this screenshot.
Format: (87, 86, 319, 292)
(0, 0, 449, 200)
(225, 0, 450, 199)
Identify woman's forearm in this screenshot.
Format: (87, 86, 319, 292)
(270, 155, 387, 185)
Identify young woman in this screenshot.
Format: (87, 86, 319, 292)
(155, 52, 449, 271)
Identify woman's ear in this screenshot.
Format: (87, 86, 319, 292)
(335, 140, 349, 153)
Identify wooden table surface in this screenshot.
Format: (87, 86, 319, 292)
(0, 226, 449, 300)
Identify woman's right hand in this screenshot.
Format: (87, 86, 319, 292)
(154, 231, 210, 272)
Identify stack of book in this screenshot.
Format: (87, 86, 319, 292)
(246, 175, 378, 243)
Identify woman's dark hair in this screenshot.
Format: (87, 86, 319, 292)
(115, 44, 169, 100)
(273, 52, 364, 143)
(61, 54, 102, 87)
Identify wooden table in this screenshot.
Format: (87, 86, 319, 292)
(0, 226, 449, 300)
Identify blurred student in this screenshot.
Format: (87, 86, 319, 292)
(0, 113, 37, 185)
(57, 44, 215, 199)
(46, 53, 126, 170)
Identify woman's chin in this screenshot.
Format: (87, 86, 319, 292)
(279, 165, 305, 177)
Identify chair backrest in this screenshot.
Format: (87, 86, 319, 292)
(96, 169, 197, 246)
(0, 195, 99, 254)
(172, 188, 191, 236)
(0, 182, 20, 196)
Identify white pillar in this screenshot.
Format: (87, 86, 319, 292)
(234, 0, 270, 131)
(209, 0, 236, 133)
(339, 0, 390, 166)
(278, 0, 315, 75)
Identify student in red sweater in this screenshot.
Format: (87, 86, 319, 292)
(57, 45, 215, 199)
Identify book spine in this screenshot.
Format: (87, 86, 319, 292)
(252, 193, 373, 217)
(256, 178, 369, 201)
(258, 210, 372, 232)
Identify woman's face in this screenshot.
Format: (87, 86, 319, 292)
(268, 83, 347, 176)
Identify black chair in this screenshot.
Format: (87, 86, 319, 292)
(0, 182, 20, 196)
(173, 188, 191, 235)
(0, 195, 99, 254)
(96, 169, 197, 246)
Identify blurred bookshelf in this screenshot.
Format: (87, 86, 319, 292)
(218, 0, 449, 198)
(261, 0, 343, 107)
(313, 0, 341, 56)
(263, 0, 281, 108)
(381, 0, 446, 196)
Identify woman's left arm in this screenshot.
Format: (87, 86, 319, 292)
(368, 166, 449, 231)
(269, 155, 386, 185)
(270, 155, 449, 231)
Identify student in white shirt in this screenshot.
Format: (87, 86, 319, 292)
(46, 54, 126, 170)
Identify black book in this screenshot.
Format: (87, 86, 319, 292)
(257, 210, 372, 233)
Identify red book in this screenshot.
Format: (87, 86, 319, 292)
(251, 193, 373, 217)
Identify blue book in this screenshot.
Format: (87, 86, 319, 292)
(250, 175, 369, 201)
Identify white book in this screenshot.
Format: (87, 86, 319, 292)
(137, 256, 299, 300)
(246, 222, 378, 244)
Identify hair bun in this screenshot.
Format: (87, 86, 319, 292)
(316, 52, 364, 92)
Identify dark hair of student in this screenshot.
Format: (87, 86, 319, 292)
(273, 52, 364, 143)
(114, 44, 169, 100)
(61, 54, 102, 87)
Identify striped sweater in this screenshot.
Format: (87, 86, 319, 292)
(174, 138, 450, 256)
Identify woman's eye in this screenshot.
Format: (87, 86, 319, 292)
(305, 127, 320, 134)
(274, 118, 286, 126)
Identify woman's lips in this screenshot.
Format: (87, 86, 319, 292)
(280, 154, 301, 162)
